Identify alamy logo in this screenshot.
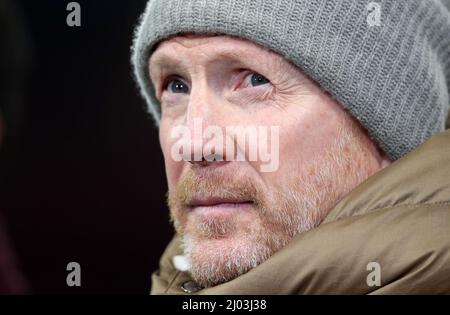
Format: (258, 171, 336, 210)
(66, 261, 81, 287)
(66, 2, 81, 27)
(170, 118, 280, 172)
(366, 261, 381, 287)
(367, 2, 382, 27)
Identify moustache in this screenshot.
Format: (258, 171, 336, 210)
(167, 167, 263, 212)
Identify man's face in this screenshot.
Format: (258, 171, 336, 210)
(150, 35, 387, 287)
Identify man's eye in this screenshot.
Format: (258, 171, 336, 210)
(165, 78, 190, 94)
(246, 72, 270, 87)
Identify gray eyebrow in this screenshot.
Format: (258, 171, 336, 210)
(148, 54, 186, 85)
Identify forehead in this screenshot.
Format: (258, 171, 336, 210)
(149, 35, 278, 68)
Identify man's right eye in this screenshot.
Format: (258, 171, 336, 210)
(165, 78, 190, 94)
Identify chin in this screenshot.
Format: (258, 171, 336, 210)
(181, 225, 277, 288)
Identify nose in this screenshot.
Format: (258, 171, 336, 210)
(182, 86, 230, 167)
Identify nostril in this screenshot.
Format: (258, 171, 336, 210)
(203, 153, 224, 162)
(185, 156, 206, 164)
(187, 156, 229, 168)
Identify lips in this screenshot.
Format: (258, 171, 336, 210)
(188, 197, 253, 208)
(187, 197, 254, 217)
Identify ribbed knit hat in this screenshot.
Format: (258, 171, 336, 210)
(132, 0, 450, 160)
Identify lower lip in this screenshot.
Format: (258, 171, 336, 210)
(191, 202, 254, 217)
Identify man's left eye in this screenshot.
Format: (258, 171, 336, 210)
(245, 72, 270, 87)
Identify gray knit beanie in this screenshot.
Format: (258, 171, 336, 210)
(131, 0, 450, 160)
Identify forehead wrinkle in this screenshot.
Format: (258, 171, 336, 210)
(152, 36, 272, 65)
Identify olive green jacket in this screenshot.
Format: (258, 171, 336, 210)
(151, 130, 450, 294)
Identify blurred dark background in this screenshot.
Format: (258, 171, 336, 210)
(0, 0, 173, 293)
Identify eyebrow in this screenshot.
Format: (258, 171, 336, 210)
(149, 54, 184, 82)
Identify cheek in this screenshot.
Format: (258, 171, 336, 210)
(159, 119, 183, 190)
(264, 103, 342, 178)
